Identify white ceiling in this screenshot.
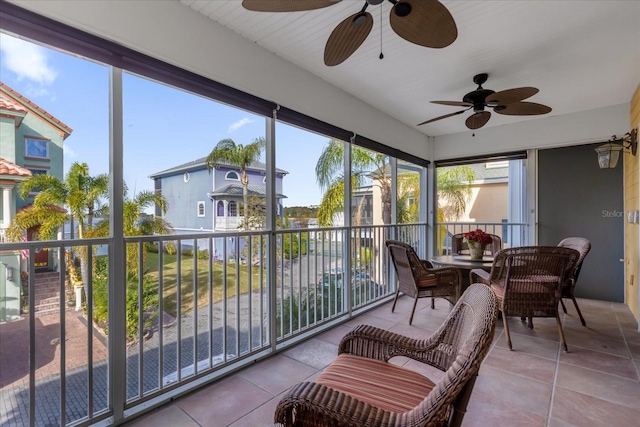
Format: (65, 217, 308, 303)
(181, 0, 640, 138)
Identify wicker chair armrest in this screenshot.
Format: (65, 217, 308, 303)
(469, 268, 491, 285)
(338, 325, 442, 364)
(275, 381, 402, 427)
(427, 266, 461, 284)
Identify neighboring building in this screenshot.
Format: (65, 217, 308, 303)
(150, 156, 288, 237)
(0, 82, 71, 320)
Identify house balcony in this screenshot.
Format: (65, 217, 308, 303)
(1, 224, 638, 427)
(215, 216, 243, 231)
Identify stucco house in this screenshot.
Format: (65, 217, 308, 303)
(0, 82, 71, 320)
(150, 156, 288, 236)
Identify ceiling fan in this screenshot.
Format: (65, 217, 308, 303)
(418, 73, 552, 130)
(242, 0, 458, 66)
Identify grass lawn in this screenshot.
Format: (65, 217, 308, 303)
(144, 251, 266, 317)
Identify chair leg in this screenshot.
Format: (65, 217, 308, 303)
(560, 298, 567, 314)
(431, 297, 435, 309)
(503, 311, 513, 350)
(556, 312, 568, 352)
(527, 317, 533, 329)
(391, 288, 400, 313)
(571, 296, 587, 327)
(409, 296, 419, 325)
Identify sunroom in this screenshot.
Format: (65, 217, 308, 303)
(0, 1, 638, 426)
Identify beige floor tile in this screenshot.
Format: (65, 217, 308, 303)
(238, 354, 317, 395)
(484, 346, 557, 383)
(281, 337, 338, 369)
(176, 375, 272, 427)
(127, 405, 199, 427)
(559, 346, 638, 380)
(555, 363, 640, 411)
(551, 387, 640, 426)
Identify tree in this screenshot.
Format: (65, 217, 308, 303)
(7, 162, 108, 241)
(315, 140, 391, 226)
(437, 166, 475, 221)
(206, 137, 265, 230)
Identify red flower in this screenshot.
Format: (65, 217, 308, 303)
(463, 229, 493, 246)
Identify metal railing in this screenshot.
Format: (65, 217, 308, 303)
(0, 223, 427, 426)
(436, 221, 529, 255)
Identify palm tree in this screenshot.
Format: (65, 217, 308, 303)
(7, 162, 108, 241)
(315, 140, 391, 226)
(314, 141, 475, 227)
(88, 187, 172, 274)
(437, 166, 475, 221)
(206, 137, 265, 230)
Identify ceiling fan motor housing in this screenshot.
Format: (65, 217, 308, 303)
(463, 89, 495, 111)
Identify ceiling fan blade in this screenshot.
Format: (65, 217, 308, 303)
(431, 100, 473, 107)
(242, 0, 341, 12)
(485, 87, 539, 105)
(465, 111, 491, 129)
(389, 0, 457, 48)
(324, 12, 373, 66)
(494, 102, 552, 116)
(417, 109, 467, 126)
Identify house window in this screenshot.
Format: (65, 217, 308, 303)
(217, 201, 224, 216)
(197, 201, 205, 217)
(225, 171, 240, 181)
(184, 172, 190, 182)
(228, 201, 237, 216)
(27, 169, 47, 193)
(25, 138, 49, 159)
(263, 176, 267, 183)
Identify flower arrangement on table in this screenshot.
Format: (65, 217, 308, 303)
(463, 229, 493, 259)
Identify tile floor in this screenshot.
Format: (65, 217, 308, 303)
(127, 295, 640, 427)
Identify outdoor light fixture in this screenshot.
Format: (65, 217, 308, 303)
(595, 128, 638, 169)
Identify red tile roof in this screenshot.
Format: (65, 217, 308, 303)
(0, 157, 32, 177)
(0, 92, 28, 113)
(0, 82, 72, 136)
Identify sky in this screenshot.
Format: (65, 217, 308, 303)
(0, 33, 330, 208)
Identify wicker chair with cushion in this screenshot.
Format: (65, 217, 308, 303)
(451, 233, 502, 256)
(557, 237, 592, 326)
(470, 246, 580, 351)
(274, 284, 499, 427)
(386, 239, 461, 325)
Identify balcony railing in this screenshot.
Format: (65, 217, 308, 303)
(436, 221, 529, 254)
(0, 223, 427, 426)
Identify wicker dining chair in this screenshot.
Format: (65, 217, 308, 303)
(451, 232, 502, 256)
(386, 239, 461, 325)
(274, 284, 499, 427)
(470, 246, 580, 351)
(557, 237, 592, 326)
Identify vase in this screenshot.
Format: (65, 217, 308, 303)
(468, 241, 486, 260)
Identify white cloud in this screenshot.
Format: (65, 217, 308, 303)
(63, 143, 76, 158)
(228, 118, 253, 133)
(0, 34, 57, 85)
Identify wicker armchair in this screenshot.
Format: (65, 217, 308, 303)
(557, 237, 592, 326)
(274, 284, 499, 427)
(470, 246, 580, 351)
(386, 240, 461, 325)
(451, 233, 502, 256)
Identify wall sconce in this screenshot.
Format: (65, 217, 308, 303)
(595, 128, 637, 169)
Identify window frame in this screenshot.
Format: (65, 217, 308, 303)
(24, 137, 50, 159)
(225, 171, 240, 181)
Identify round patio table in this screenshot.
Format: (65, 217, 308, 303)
(430, 255, 493, 293)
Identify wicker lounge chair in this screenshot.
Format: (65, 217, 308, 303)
(451, 232, 502, 256)
(557, 237, 592, 326)
(470, 246, 580, 351)
(386, 239, 461, 325)
(274, 284, 499, 427)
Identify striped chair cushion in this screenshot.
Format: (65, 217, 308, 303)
(315, 354, 435, 414)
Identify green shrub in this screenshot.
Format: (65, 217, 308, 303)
(197, 249, 209, 260)
(89, 255, 159, 342)
(181, 249, 194, 258)
(164, 242, 176, 255)
(145, 242, 159, 253)
(282, 232, 309, 259)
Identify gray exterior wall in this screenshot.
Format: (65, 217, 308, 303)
(159, 168, 213, 232)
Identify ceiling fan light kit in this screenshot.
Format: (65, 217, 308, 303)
(242, 0, 458, 66)
(418, 73, 552, 130)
